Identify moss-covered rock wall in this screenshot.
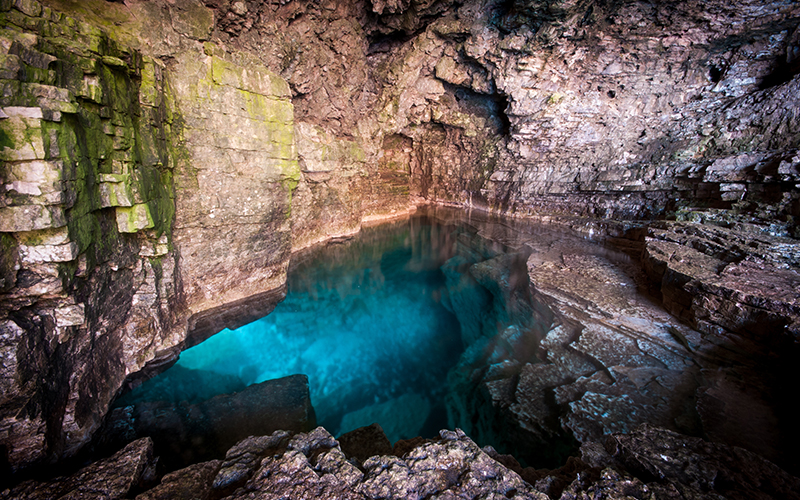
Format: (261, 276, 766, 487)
(0, 0, 306, 472)
(169, 42, 298, 313)
(0, 0, 188, 470)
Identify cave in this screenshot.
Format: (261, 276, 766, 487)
(1, 0, 799, 498)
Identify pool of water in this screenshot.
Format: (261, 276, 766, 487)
(118, 215, 480, 443)
(112, 207, 799, 475)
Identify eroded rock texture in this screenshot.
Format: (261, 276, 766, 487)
(5, 425, 800, 500)
(423, 207, 799, 477)
(0, 2, 184, 471)
(212, 0, 800, 230)
(1, 0, 799, 487)
(0, 0, 300, 472)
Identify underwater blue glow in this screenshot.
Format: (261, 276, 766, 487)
(128, 218, 466, 443)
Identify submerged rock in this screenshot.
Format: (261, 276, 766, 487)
(338, 393, 431, 444)
(97, 375, 315, 471)
(438, 211, 800, 476)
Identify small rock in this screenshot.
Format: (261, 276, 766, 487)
(135, 460, 220, 500)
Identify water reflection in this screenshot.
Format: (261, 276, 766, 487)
(121, 215, 475, 443)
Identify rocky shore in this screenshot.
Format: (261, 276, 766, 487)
(5, 423, 800, 500)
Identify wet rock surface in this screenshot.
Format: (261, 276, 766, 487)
(135, 459, 221, 500)
(431, 207, 800, 476)
(602, 425, 800, 500)
(643, 221, 800, 337)
(1, 437, 155, 500)
(5, 425, 800, 500)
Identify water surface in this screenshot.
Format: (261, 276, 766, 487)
(120, 216, 471, 443)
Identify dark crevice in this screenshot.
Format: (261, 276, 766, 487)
(490, 0, 574, 36)
(709, 65, 723, 83)
(436, 32, 469, 44)
(365, 0, 462, 50)
(439, 82, 511, 137)
(579, 4, 595, 27)
(287, 12, 306, 27)
(758, 58, 800, 89)
(494, 92, 511, 137)
(367, 29, 419, 55)
(490, 0, 527, 35)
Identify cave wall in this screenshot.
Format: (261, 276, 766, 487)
(0, 0, 185, 469)
(478, 0, 800, 226)
(0, 0, 306, 472)
(1, 0, 799, 474)
(212, 0, 800, 230)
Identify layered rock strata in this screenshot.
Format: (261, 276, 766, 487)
(0, 0, 799, 483)
(0, 0, 407, 472)
(214, 0, 800, 232)
(1, 1, 184, 471)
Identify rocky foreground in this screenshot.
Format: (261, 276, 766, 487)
(4, 424, 800, 500)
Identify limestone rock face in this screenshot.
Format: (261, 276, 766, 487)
(0, 1, 184, 471)
(643, 221, 800, 337)
(214, 0, 418, 248)
(214, 0, 800, 232)
(602, 425, 800, 500)
(0, 0, 297, 472)
(479, 0, 800, 222)
(168, 42, 297, 313)
(135, 460, 221, 500)
(170, 427, 546, 500)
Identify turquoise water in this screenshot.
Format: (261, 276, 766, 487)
(121, 216, 468, 443)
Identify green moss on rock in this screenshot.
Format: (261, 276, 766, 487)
(0, 127, 14, 150)
(116, 202, 154, 233)
(0, 232, 18, 292)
